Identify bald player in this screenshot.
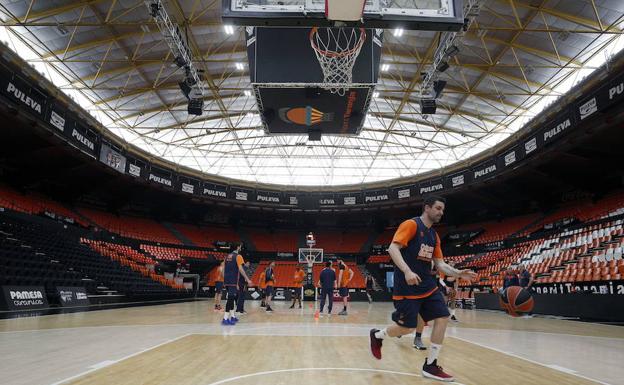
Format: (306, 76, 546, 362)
(369, 196, 477, 382)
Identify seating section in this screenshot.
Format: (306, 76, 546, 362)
(467, 214, 540, 245)
(455, 218, 624, 291)
(246, 228, 299, 252)
(249, 261, 366, 288)
(77, 208, 181, 244)
(0, 185, 88, 226)
(173, 223, 241, 247)
(313, 230, 370, 253)
(140, 244, 227, 261)
(0, 213, 186, 298)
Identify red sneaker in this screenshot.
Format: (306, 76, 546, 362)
(422, 359, 454, 382)
(369, 329, 383, 360)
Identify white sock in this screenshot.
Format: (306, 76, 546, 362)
(450, 309, 456, 316)
(374, 328, 387, 339)
(223, 312, 229, 321)
(427, 343, 442, 365)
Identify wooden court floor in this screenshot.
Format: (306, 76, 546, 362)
(0, 300, 622, 385)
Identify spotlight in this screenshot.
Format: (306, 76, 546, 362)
(173, 56, 187, 68)
(433, 80, 447, 98)
(149, 2, 160, 17)
(420, 99, 437, 114)
(224, 25, 234, 35)
(381, 63, 389, 72)
(445, 45, 460, 57)
(438, 61, 450, 73)
(188, 99, 204, 116)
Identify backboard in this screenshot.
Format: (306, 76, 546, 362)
(223, 0, 465, 31)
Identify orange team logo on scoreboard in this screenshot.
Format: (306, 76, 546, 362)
(278, 106, 334, 126)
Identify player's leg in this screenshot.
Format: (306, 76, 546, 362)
(338, 288, 348, 315)
(420, 291, 453, 381)
(327, 288, 333, 314)
(319, 287, 326, 313)
(222, 287, 238, 325)
(214, 282, 222, 310)
(289, 289, 296, 309)
(448, 288, 458, 321)
(369, 299, 421, 359)
(235, 286, 246, 314)
(265, 286, 274, 312)
(260, 289, 266, 307)
(413, 314, 427, 350)
(297, 287, 302, 308)
(366, 288, 373, 304)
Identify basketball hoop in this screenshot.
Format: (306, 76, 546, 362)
(305, 254, 317, 269)
(309, 27, 366, 96)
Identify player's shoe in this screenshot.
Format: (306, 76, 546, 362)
(289, 304, 295, 309)
(413, 337, 426, 350)
(221, 319, 234, 326)
(422, 359, 454, 382)
(338, 310, 348, 316)
(266, 306, 273, 312)
(369, 329, 383, 360)
(230, 317, 239, 323)
(450, 315, 458, 322)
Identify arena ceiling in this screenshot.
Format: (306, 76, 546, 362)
(0, 0, 623, 186)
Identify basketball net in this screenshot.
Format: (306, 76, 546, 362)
(309, 27, 366, 96)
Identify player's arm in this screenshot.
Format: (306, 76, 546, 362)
(338, 270, 343, 288)
(347, 269, 354, 284)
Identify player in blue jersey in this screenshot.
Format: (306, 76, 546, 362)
(222, 244, 253, 325)
(369, 196, 477, 382)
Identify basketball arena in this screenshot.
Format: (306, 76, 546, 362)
(0, 0, 623, 384)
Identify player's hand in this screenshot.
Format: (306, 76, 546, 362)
(458, 269, 477, 282)
(404, 270, 421, 285)
(247, 279, 253, 286)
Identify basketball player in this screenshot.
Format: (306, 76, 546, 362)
(365, 273, 375, 304)
(236, 261, 251, 314)
(258, 269, 267, 307)
(369, 196, 477, 382)
(337, 260, 354, 315)
(264, 261, 276, 312)
(213, 261, 224, 311)
(317, 260, 336, 315)
(440, 263, 459, 322)
(222, 244, 252, 325)
(290, 265, 305, 309)
(503, 266, 520, 291)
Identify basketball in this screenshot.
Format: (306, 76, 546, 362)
(499, 286, 534, 317)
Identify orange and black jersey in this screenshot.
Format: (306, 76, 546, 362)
(294, 270, 305, 286)
(224, 252, 244, 286)
(391, 217, 444, 300)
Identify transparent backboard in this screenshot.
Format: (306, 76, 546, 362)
(223, 0, 464, 31)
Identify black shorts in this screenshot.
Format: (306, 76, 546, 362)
(293, 287, 302, 297)
(265, 285, 274, 297)
(391, 290, 450, 328)
(225, 285, 238, 299)
(215, 281, 223, 292)
(339, 287, 349, 297)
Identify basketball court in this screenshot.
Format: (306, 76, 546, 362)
(1, 301, 622, 385)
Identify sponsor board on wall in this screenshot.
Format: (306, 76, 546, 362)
(419, 179, 444, 195)
(1, 286, 49, 310)
(255, 191, 281, 204)
(0, 75, 47, 117)
(364, 191, 390, 204)
(472, 159, 498, 181)
(148, 168, 173, 188)
(99, 144, 127, 174)
(532, 280, 624, 295)
(69, 123, 97, 157)
(56, 286, 90, 307)
(542, 114, 573, 145)
(202, 183, 228, 199)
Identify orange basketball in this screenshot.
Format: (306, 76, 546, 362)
(499, 286, 534, 317)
